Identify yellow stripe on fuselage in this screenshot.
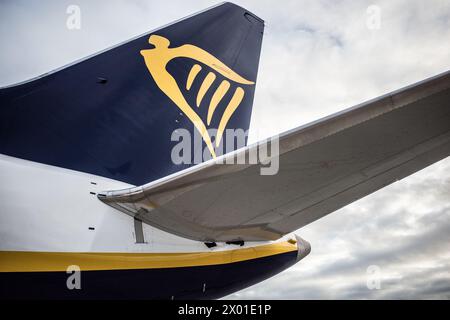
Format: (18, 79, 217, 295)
(0, 241, 297, 272)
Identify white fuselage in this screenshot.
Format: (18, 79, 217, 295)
(0, 154, 305, 300)
(0, 153, 278, 254)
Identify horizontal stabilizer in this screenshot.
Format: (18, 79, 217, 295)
(99, 71, 450, 241)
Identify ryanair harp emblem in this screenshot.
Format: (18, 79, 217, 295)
(140, 35, 255, 158)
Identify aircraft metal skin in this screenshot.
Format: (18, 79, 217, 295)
(100, 69, 450, 242)
(0, 2, 306, 300)
(0, 2, 449, 300)
(0, 2, 263, 186)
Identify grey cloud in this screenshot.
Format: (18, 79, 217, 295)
(0, 0, 449, 300)
(226, 161, 450, 299)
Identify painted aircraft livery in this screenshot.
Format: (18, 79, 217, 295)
(1, 2, 449, 299)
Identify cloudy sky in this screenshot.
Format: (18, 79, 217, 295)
(1, 0, 449, 299)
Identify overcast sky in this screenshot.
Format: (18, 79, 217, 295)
(1, 0, 449, 299)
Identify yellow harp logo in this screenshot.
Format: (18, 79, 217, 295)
(140, 35, 255, 158)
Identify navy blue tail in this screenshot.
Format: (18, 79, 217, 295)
(0, 2, 264, 185)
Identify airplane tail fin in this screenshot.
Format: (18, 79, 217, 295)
(0, 2, 264, 185)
